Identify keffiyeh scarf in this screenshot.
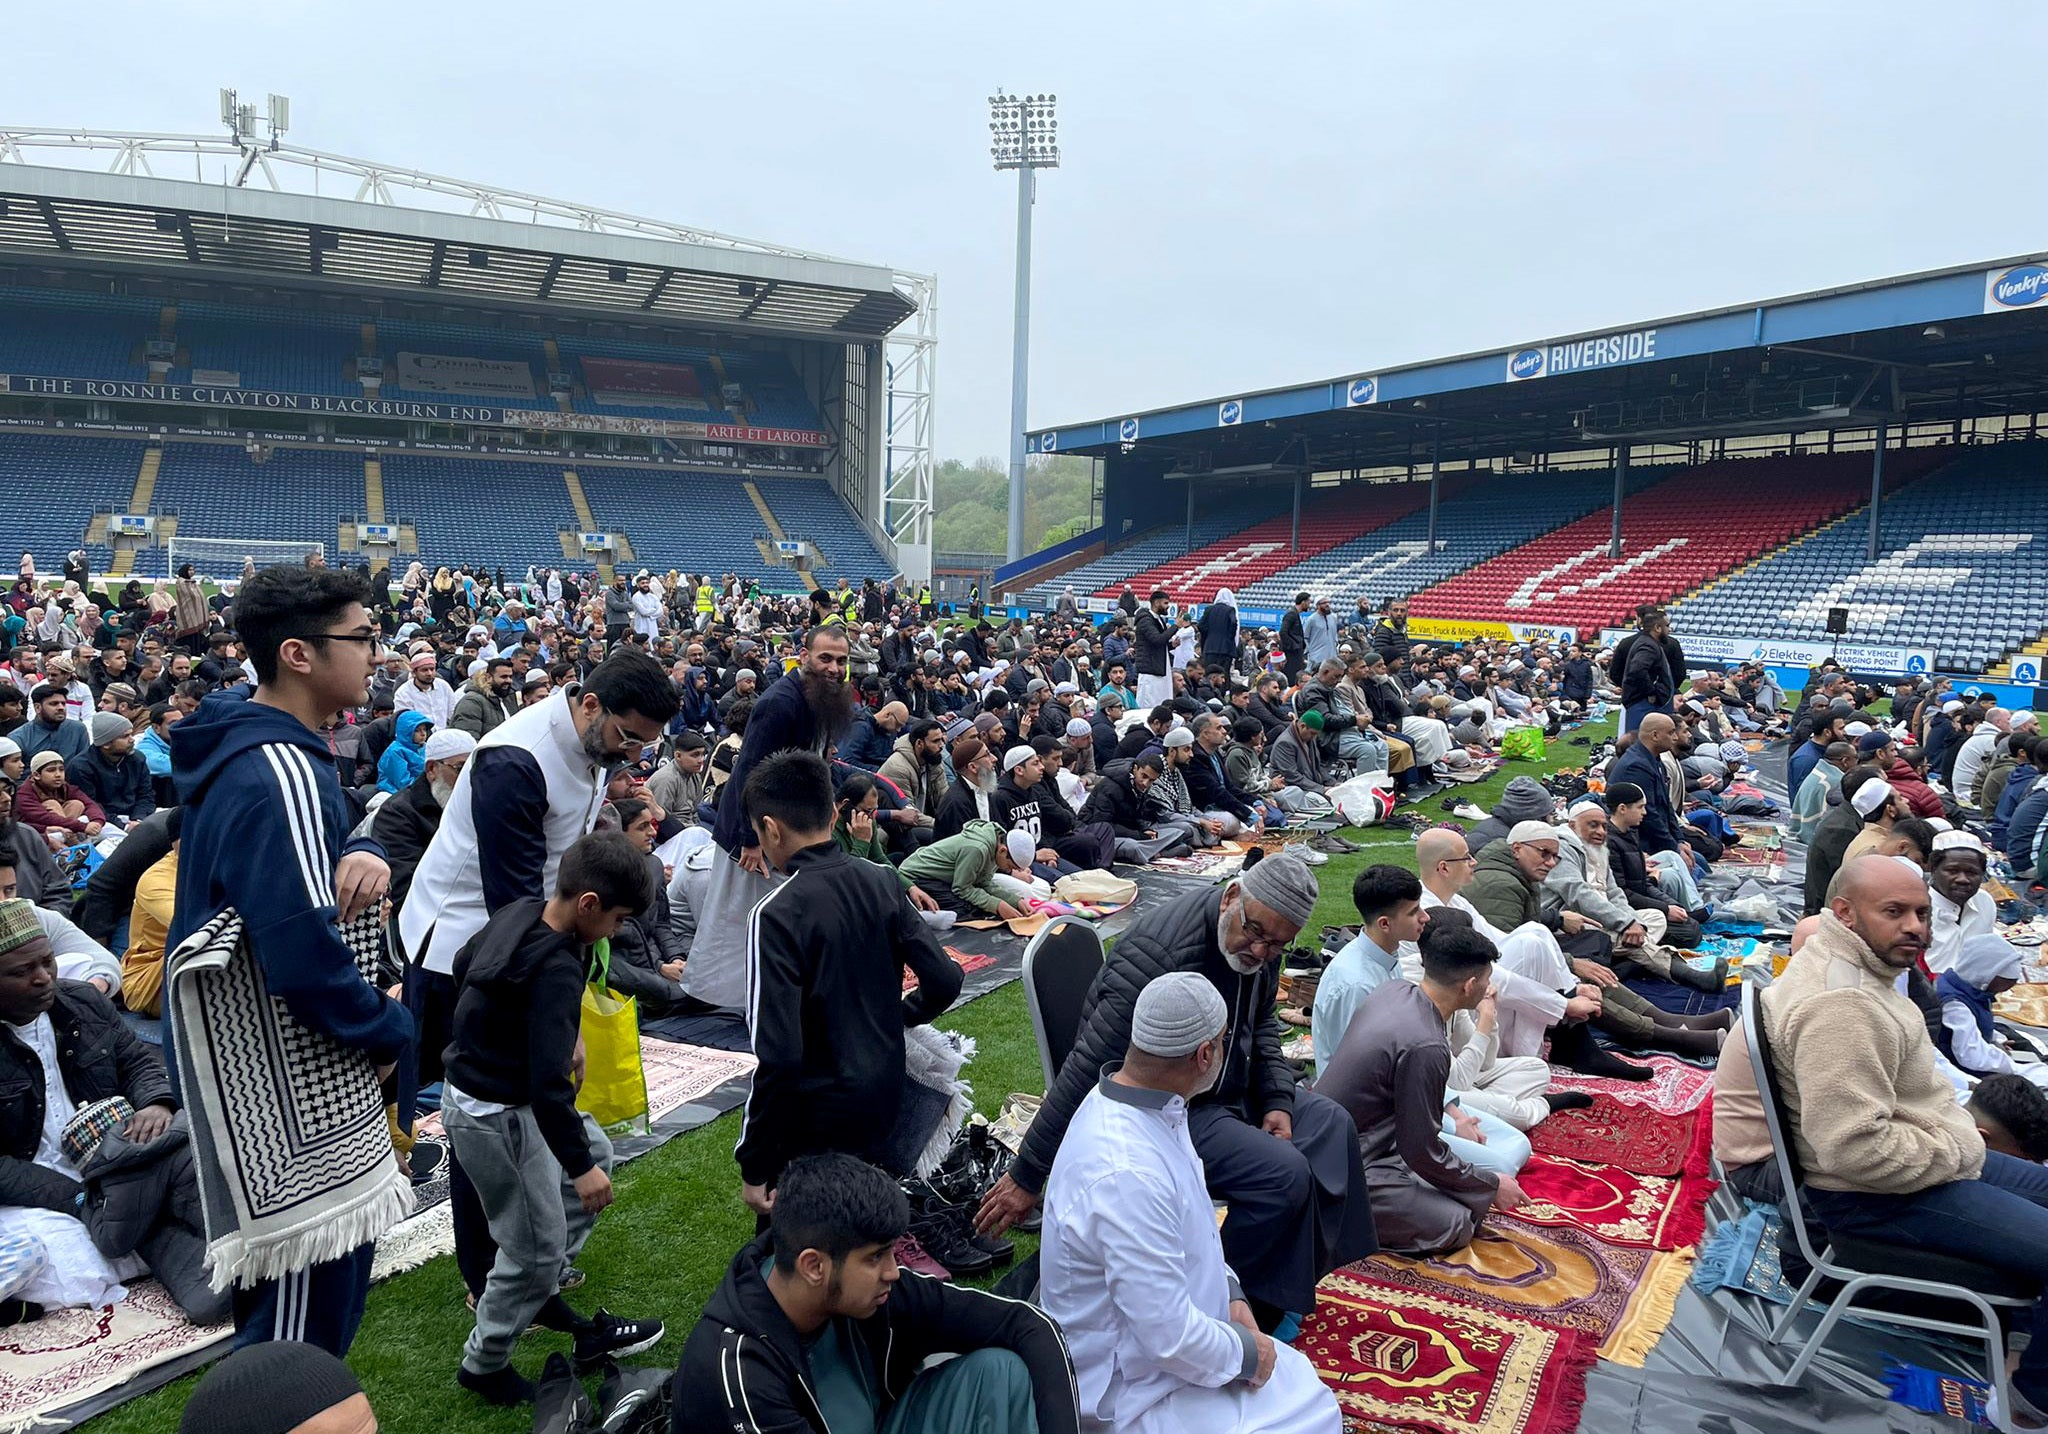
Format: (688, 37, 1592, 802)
(167, 907, 410, 1291)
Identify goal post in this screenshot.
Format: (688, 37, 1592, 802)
(160, 536, 328, 582)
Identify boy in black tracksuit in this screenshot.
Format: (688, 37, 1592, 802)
(441, 830, 664, 1405)
(734, 752, 964, 1219)
(673, 1152, 1080, 1434)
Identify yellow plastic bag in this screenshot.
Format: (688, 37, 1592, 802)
(574, 939, 649, 1136)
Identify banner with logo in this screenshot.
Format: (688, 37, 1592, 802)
(581, 356, 706, 408)
(1409, 617, 1516, 642)
(0, 373, 829, 448)
(190, 368, 241, 387)
(1596, 628, 1933, 676)
(1504, 328, 1659, 383)
(1985, 263, 2048, 315)
(395, 352, 537, 400)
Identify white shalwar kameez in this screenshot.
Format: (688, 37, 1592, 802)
(1927, 886, 1997, 976)
(1420, 887, 1573, 1059)
(1040, 1074, 1340, 1434)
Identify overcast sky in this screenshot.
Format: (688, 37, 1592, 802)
(10, 2, 2047, 463)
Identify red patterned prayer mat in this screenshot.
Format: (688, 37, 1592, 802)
(1297, 1282, 1592, 1434)
(1321, 1216, 1692, 1369)
(1510, 1154, 1713, 1251)
(1526, 1094, 1700, 1176)
(903, 947, 999, 992)
(1544, 1053, 1714, 1115)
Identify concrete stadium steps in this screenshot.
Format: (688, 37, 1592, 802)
(561, 468, 598, 532)
(1405, 452, 1941, 638)
(364, 458, 385, 524)
(1986, 630, 2048, 680)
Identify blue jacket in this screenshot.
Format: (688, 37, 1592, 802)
(1609, 742, 1683, 856)
(835, 710, 894, 770)
(169, 689, 411, 1062)
(377, 710, 432, 794)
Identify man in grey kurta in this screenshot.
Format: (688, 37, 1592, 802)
(1316, 924, 1529, 1254)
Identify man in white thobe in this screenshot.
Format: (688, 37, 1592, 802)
(1041, 973, 1340, 1434)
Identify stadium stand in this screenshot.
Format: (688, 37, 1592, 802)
(151, 443, 363, 558)
(378, 455, 584, 572)
(752, 475, 892, 578)
(1403, 452, 1944, 638)
(1234, 467, 1623, 611)
(0, 286, 825, 428)
(1093, 480, 1439, 604)
(574, 466, 773, 579)
(0, 432, 147, 571)
(1669, 442, 2048, 674)
(1021, 488, 1291, 608)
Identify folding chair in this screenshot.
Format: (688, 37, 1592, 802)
(1021, 915, 1105, 1090)
(1743, 981, 2037, 1429)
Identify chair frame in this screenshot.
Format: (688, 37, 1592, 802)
(1743, 981, 2030, 1428)
(1021, 914, 1105, 1092)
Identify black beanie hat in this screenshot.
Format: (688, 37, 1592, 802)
(179, 1341, 364, 1434)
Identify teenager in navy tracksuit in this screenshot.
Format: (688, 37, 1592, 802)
(170, 566, 412, 1355)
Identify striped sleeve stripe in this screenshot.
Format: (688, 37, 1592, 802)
(732, 869, 800, 1163)
(260, 744, 337, 908)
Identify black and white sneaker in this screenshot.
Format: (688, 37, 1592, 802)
(572, 1308, 665, 1371)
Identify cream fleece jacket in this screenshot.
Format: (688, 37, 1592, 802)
(1761, 912, 1983, 1194)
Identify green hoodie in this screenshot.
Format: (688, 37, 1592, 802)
(898, 819, 1006, 914)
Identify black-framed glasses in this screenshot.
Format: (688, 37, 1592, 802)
(1238, 907, 1290, 952)
(294, 631, 385, 654)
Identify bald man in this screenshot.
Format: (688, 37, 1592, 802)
(1606, 715, 1689, 865)
(1765, 854, 2048, 1423)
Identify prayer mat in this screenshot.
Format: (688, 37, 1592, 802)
(1545, 1053, 1715, 1115)
(1525, 1094, 1699, 1176)
(639, 1038, 759, 1121)
(0, 1281, 229, 1434)
(1716, 845, 1775, 867)
(902, 948, 998, 992)
(1297, 1282, 1593, 1434)
(1509, 1155, 1713, 1251)
(1689, 1201, 1801, 1305)
(1327, 1214, 1653, 1352)
(1885, 1361, 1992, 1426)
(1994, 982, 2048, 1029)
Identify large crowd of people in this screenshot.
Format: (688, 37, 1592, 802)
(6, 547, 2048, 1432)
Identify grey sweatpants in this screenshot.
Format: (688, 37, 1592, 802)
(442, 1100, 614, 1374)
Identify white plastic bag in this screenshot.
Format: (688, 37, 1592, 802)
(1327, 772, 1397, 827)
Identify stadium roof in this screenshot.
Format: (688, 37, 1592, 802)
(0, 161, 916, 342)
(1032, 254, 2048, 473)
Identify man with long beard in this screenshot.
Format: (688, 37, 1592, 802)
(681, 626, 855, 1016)
(977, 853, 1375, 1336)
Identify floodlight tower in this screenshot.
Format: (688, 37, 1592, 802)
(990, 90, 1059, 565)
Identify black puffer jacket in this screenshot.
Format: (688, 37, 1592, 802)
(1079, 761, 1151, 838)
(1009, 884, 1294, 1194)
(606, 854, 687, 1019)
(0, 981, 175, 1211)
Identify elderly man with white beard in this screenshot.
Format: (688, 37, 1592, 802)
(977, 853, 1376, 1337)
(1548, 800, 1724, 992)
